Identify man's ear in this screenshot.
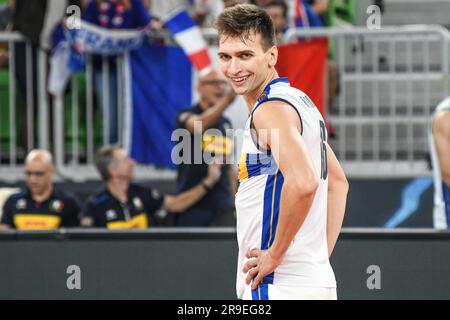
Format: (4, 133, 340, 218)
(268, 46, 278, 68)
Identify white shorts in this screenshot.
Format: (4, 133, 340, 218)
(242, 284, 337, 300)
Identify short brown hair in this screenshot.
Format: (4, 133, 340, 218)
(215, 4, 276, 50)
(94, 145, 121, 181)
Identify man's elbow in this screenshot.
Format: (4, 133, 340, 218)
(287, 177, 319, 199)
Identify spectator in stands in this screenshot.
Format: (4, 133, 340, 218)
(12, 0, 82, 149)
(429, 97, 450, 229)
(81, 145, 222, 229)
(175, 69, 237, 227)
(0, 149, 81, 230)
(83, 0, 153, 144)
(264, 0, 288, 43)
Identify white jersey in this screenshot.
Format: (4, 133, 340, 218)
(235, 78, 336, 299)
(428, 97, 450, 229)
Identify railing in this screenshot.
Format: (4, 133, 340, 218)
(284, 25, 450, 177)
(0, 25, 449, 181)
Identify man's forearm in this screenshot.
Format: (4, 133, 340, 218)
(165, 182, 208, 213)
(195, 95, 234, 132)
(269, 182, 317, 260)
(327, 187, 348, 257)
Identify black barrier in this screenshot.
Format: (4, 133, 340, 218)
(0, 228, 449, 299)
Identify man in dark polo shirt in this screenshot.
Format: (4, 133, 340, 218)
(175, 69, 237, 227)
(81, 145, 221, 229)
(0, 149, 81, 230)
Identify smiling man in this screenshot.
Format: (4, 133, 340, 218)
(215, 4, 348, 300)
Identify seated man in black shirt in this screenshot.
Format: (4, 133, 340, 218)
(175, 69, 237, 227)
(0, 149, 81, 230)
(81, 145, 221, 229)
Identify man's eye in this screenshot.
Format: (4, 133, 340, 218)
(219, 55, 230, 61)
(241, 53, 251, 59)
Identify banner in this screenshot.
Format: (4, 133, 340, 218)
(276, 38, 328, 119)
(48, 20, 145, 96)
(127, 43, 193, 168)
(66, 20, 145, 55)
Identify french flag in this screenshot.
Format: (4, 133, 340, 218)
(165, 9, 212, 73)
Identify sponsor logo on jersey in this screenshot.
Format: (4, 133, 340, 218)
(106, 209, 117, 221)
(16, 199, 26, 210)
(133, 197, 143, 210)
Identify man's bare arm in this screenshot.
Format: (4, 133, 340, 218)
(244, 101, 318, 288)
(433, 111, 450, 187)
(163, 163, 221, 212)
(258, 103, 318, 260)
(184, 90, 236, 134)
(326, 143, 348, 257)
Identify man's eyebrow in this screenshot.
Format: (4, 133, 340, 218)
(218, 50, 255, 55)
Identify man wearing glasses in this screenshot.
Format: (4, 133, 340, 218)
(0, 149, 81, 230)
(175, 68, 237, 226)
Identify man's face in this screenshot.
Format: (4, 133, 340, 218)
(25, 159, 53, 196)
(110, 149, 135, 181)
(265, 5, 286, 36)
(197, 71, 228, 107)
(218, 32, 276, 96)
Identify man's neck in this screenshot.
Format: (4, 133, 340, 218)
(106, 179, 130, 204)
(244, 70, 279, 112)
(32, 185, 53, 203)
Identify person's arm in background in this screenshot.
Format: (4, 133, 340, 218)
(80, 200, 95, 227)
(244, 101, 319, 289)
(182, 89, 236, 134)
(433, 111, 450, 187)
(0, 198, 14, 230)
(163, 163, 222, 213)
(228, 164, 237, 204)
(326, 142, 348, 257)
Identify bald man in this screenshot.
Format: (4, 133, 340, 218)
(0, 149, 81, 230)
(175, 69, 237, 226)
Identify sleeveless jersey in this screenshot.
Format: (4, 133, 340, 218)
(235, 78, 336, 299)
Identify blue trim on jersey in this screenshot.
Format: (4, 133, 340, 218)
(246, 153, 277, 178)
(259, 171, 284, 286)
(252, 283, 269, 300)
(442, 182, 450, 227)
(91, 193, 109, 206)
(261, 174, 276, 250)
(253, 77, 290, 112)
(270, 172, 284, 248)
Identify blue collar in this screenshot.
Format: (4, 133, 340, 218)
(257, 77, 289, 104)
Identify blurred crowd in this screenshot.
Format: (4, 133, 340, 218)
(0, 0, 360, 230)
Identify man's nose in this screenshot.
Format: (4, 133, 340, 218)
(227, 57, 242, 75)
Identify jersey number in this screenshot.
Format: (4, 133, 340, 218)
(319, 120, 328, 180)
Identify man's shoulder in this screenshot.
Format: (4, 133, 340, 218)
(53, 188, 80, 203)
(85, 189, 110, 207)
(3, 189, 28, 207)
(434, 109, 450, 133)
